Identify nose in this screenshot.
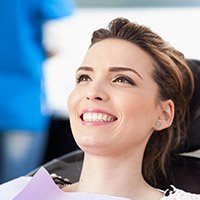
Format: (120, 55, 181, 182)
(86, 83, 109, 102)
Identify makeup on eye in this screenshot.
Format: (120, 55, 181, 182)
(76, 73, 136, 87)
(75, 65, 138, 86)
(76, 74, 92, 83)
(76, 66, 142, 80)
(112, 75, 136, 85)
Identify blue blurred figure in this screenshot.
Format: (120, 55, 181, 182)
(0, 0, 75, 183)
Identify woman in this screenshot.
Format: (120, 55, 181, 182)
(0, 18, 199, 200)
(64, 18, 199, 199)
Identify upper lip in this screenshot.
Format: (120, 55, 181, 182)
(80, 108, 118, 120)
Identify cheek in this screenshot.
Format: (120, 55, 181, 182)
(67, 91, 74, 112)
(67, 89, 81, 131)
(118, 94, 147, 118)
(67, 90, 80, 141)
(67, 88, 84, 128)
(67, 89, 80, 113)
(118, 94, 156, 133)
(115, 99, 155, 152)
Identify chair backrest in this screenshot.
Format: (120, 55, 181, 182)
(154, 154, 200, 193)
(185, 59, 200, 152)
(152, 59, 200, 193)
(154, 59, 200, 193)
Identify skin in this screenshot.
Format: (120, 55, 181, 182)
(66, 38, 174, 200)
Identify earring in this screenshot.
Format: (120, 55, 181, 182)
(154, 121, 161, 129)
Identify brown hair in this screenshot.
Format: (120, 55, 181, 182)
(89, 18, 194, 184)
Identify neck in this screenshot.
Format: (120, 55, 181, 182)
(75, 148, 159, 200)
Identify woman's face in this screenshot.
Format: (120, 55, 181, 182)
(68, 39, 162, 156)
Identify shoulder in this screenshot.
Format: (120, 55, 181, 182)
(161, 185, 200, 200)
(0, 176, 31, 200)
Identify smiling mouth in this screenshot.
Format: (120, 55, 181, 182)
(80, 112, 117, 123)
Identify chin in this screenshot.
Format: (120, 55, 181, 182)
(74, 136, 114, 156)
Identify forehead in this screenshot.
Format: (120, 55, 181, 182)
(82, 38, 154, 76)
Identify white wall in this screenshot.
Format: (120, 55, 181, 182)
(44, 7, 200, 117)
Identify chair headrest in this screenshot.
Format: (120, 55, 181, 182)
(187, 59, 200, 121)
(179, 59, 200, 153)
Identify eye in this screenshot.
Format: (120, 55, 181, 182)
(113, 76, 135, 85)
(76, 74, 92, 83)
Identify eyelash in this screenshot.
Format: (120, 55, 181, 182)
(76, 74, 91, 83)
(76, 74, 135, 86)
(113, 76, 135, 85)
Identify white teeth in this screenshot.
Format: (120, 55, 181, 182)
(103, 114, 108, 121)
(97, 114, 102, 120)
(82, 113, 116, 122)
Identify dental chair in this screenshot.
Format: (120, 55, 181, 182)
(28, 59, 200, 193)
(152, 59, 200, 193)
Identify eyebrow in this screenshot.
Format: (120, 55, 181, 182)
(109, 67, 143, 79)
(76, 66, 93, 72)
(77, 66, 143, 79)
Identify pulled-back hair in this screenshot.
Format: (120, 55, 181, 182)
(90, 18, 194, 185)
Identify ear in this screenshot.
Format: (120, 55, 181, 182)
(154, 99, 175, 131)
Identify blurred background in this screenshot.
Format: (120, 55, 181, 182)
(0, 0, 200, 183)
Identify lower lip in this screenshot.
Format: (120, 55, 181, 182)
(81, 120, 114, 126)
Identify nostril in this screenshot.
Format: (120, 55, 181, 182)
(95, 96, 103, 101)
(86, 96, 103, 101)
